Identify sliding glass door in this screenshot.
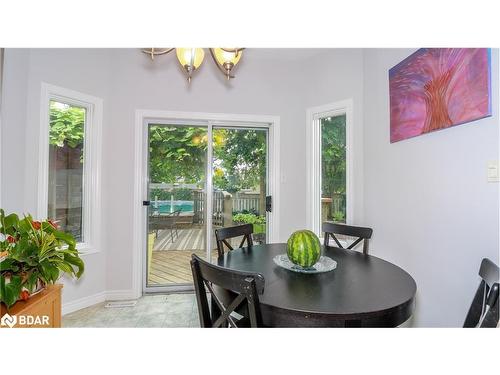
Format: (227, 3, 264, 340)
(211, 127, 268, 262)
(144, 121, 269, 291)
(145, 124, 208, 288)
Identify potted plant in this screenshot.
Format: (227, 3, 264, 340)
(0, 209, 84, 310)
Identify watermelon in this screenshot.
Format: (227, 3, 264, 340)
(286, 230, 321, 268)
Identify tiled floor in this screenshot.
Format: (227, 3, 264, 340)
(62, 293, 200, 328)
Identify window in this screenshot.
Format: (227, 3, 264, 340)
(39, 84, 102, 252)
(320, 114, 347, 225)
(307, 100, 353, 237)
(48, 100, 86, 241)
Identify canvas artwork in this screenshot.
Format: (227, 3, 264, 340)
(389, 48, 491, 143)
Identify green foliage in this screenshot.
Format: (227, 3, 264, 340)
(147, 126, 267, 194)
(0, 274, 22, 308)
(232, 213, 266, 225)
(332, 211, 345, 223)
(321, 115, 347, 217)
(149, 126, 207, 184)
(49, 101, 85, 148)
(0, 209, 84, 309)
(48, 109, 268, 192)
(253, 224, 266, 234)
(150, 188, 193, 201)
(213, 129, 266, 192)
(233, 208, 259, 216)
(232, 213, 266, 235)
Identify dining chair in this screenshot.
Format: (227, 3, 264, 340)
(190, 254, 265, 328)
(214, 223, 254, 258)
(463, 258, 499, 328)
(322, 222, 373, 255)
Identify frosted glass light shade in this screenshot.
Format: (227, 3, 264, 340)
(213, 48, 242, 67)
(176, 48, 205, 69)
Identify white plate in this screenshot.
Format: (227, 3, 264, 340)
(273, 254, 337, 274)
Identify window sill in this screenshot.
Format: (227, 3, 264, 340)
(76, 244, 101, 256)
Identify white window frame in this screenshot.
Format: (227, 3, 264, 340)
(38, 83, 102, 254)
(306, 99, 354, 238)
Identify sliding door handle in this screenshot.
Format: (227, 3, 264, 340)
(265, 196, 272, 212)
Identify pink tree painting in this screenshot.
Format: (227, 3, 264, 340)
(389, 48, 491, 143)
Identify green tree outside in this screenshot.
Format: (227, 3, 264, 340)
(48, 110, 347, 222)
(49, 101, 85, 149)
(321, 115, 347, 221)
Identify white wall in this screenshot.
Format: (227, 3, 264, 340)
(1, 49, 111, 311)
(362, 48, 499, 327)
(303, 49, 365, 223)
(1, 49, 30, 214)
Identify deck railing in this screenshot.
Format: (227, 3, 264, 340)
(192, 190, 262, 226)
(192, 190, 226, 226)
(232, 192, 260, 213)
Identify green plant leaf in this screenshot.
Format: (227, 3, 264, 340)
(53, 230, 76, 247)
(25, 271, 40, 292)
(0, 274, 23, 308)
(39, 260, 60, 283)
(2, 213, 20, 235)
(55, 262, 74, 275)
(63, 253, 85, 278)
(0, 258, 20, 273)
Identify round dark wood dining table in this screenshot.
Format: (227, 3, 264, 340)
(217, 243, 416, 327)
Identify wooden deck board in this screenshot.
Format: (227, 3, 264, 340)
(148, 249, 218, 286)
(147, 226, 255, 286)
(152, 261, 193, 279)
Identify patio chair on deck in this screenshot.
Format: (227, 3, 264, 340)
(149, 209, 182, 244)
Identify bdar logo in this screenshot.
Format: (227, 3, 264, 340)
(1, 313, 17, 328)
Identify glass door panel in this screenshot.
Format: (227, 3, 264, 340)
(211, 127, 268, 261)
(146, 124, 207, 287)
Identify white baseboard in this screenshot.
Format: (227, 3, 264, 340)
(62, 289, 137, 316)
(62, 291, 106, 316)
(105, 289, 138, 301)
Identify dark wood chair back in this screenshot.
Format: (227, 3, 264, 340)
(464, 258, 499, 328)
(322, 222, 373, 255)
(214, 223, 254, 258)
(190, 254, 265, 328)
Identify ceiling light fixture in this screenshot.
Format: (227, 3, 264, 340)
(142, 48, 244, 82)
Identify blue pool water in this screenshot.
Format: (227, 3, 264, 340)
(152, 200, 194, 213)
